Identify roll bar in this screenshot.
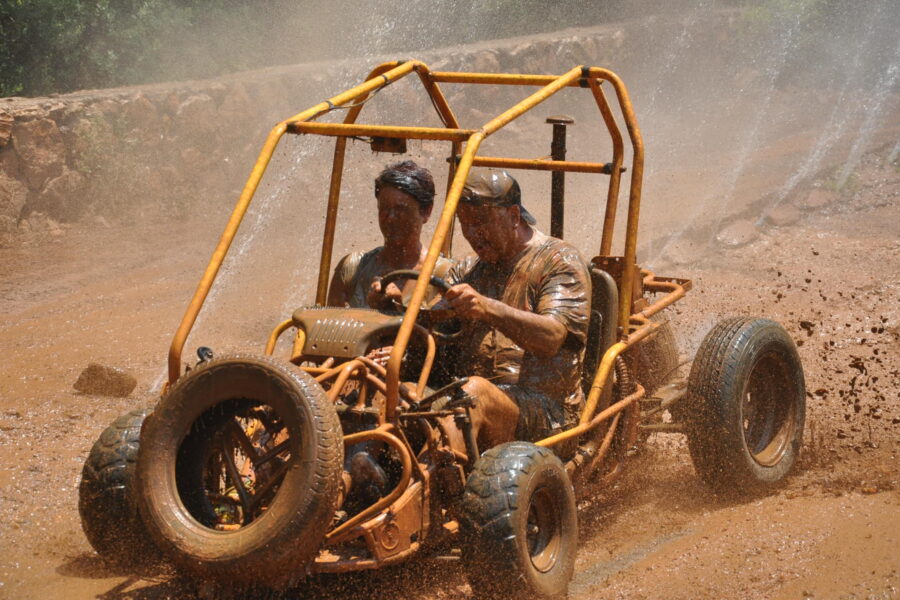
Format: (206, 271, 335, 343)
(166, 60, 649, 437)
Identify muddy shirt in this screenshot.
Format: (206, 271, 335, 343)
(331, 247, 453, 308)
(447, 230, 591, 420)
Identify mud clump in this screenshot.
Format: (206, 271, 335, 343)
(73, 363, 137, 397)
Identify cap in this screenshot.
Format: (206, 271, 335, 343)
(460, 168, 536, 225)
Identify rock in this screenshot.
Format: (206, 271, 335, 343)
(797, 189, 837, 210)
(764, 203, 801, 226)
(204, 82, 228, 104)
(85, 99, 121, 121)
(175, 94, 216, 127)
(45, 102, 68, 121)
(250, 79, 289, 121)
(0, 173, 28, 221)
(93, 215, 111, 228)
(122, 94, 159, 132)
(35, 168, 86, 222)
(0, 145, 20, 178)
(522, 40, 553, 73)
(471, 50, 500, 74)
(67, 116, 111, 165)
(20, 211, 57, 233)
(217, 83, 252, 126)
(555, 41, 581, 70)
(11, 118, 66, 190)
(0, 215, 17, 245)
(577, 35, 601, 65)
(174, 93, 219, 148)
(57, 101, 85, 124)
(73, 363, 137, 397)
(716, 219, 759, 247)
(0, 110, 12, 147)
(48, 219, 63, 236)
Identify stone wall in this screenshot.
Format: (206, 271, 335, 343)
(0, 14, 734, 246)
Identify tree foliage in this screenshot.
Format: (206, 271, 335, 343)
(1, 0, 892, 97)
(0, 0, 280, 96)
(0, 0, 637, 97)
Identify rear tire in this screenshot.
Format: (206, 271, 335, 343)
(79, 408, 160, 568)
(136, 354, 343, 588)
(460, 442, 577, 600)
(685, 317, 805, 494)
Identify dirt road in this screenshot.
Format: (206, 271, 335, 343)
(0, 145, 897, 599)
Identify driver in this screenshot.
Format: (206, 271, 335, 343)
(327, 160, 452, 309)
(440, 168, 592, 450)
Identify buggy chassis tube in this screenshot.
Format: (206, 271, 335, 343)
(589, 78, 625, 256)
(538, 273, 687, 449)
(166, 60, 419, 385)
(469, 156, 617, 173)
(325, 425, 414, 545)
(167, 59, 653, 445)
(264, 319, 293, 355)
(288, 122, 474, 141)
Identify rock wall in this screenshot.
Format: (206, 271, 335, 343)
(0, 14, 734, 246)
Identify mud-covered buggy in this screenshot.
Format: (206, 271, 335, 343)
(78, 61, 805, 598)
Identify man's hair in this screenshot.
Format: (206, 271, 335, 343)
(374, 160, 435, 208)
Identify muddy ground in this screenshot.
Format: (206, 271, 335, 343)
(0, 143, 897, 599)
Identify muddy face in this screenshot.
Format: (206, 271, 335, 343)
(457, 202, 521, 264)
(376, 186, 430, 246)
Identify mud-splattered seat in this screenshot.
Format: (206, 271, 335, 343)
(582, 265, 618, 398)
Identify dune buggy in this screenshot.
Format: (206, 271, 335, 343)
(79, 60, 806, 598)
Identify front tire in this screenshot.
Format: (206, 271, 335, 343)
(136, 354, 343, 588)
(685, 317, 805, 494)
(460, 442, 577, 600)
(79, 408, 160, 567)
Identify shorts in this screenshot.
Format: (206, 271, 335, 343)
(497, 384, 565, 443)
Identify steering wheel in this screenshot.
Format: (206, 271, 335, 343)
(380, 269, 452, 300)
(378, 269, 462, 340)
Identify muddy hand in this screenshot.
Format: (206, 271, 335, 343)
(367, 278, 403, 309)
(444, 283, 493, 321)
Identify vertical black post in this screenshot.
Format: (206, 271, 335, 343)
(547, 115, 574, 239)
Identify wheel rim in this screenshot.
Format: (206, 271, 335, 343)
(526, 486, 562, 573)
(177, 400, 293, 530)
(741, 350, 798, 467)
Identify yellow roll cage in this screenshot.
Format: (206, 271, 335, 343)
(166, 59, 689, 450)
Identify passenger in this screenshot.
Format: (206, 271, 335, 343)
(440, 168, 592, 451)
(327, 160, 452, 309)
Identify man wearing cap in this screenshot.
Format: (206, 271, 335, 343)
(441, 168, 591, 450)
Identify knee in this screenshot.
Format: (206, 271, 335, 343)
(461, 376, 492, 400)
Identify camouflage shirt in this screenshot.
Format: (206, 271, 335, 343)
(447, 230, 592, 414)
